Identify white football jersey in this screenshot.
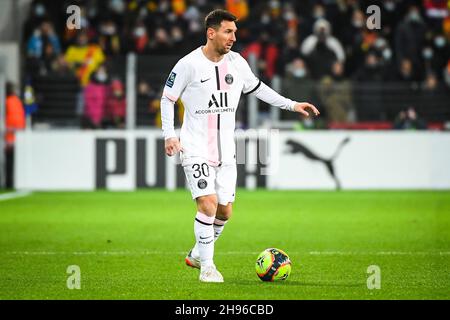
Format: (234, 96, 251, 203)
(162, 46, 260, 166)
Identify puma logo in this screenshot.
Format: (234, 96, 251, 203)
(285, 137, 350, 190)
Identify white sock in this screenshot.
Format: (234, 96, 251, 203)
(194, 212, 215, 267)
(213, 217, 228, 241)
(192, 217, 228, 259)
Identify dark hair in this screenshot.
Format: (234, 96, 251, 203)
(204, 9, 237, 32)
(6, 82, 15, 96)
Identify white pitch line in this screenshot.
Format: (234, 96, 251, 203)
(3, 251, 450, 256)
(0, 191, 32, 202)
(308, 251, 450, 256)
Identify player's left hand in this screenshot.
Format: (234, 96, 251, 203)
(293, 102, 320, 117)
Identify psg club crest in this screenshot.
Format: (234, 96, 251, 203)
(225, 74, 233, 85)
(198, 179, 207, 189)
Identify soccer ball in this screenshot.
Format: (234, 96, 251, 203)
(255, 248, 292, 282)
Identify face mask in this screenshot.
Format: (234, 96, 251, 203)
(33, 29, 42, 37)
(160, 0, 170, 12)
(269, 0, 280, 9)
(88, 7, 98, 18)
(352, 20, 364, 28)
(134, 27, 146, 37)
(292, 68, 306, 78)
(313, 9, 325, 19)
(35, 4, 45, 17)
(375, 38, 387, 49)
(172, 30, 183, 42)
(408, 12, 421, 23)
(384, 1, 395, 12)
(284, 11, 295, 21)
(109, 0, 125, 13)
(102, 26, 116, 35)
(382, 48, 392, 60)
(434, 36, 446, 48)
(80, 17, 89, 29)
(139, 7, 148, 18)
(423, 47, 433, 59)
(96, 72, 107, 82)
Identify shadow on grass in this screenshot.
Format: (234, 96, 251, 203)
(226, 279, 364, 288)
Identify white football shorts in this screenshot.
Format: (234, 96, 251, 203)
(183, 158, 237, 206)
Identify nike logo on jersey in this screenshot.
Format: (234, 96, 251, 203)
(200, 78, 211, 83)
(199, 236, 212, 240)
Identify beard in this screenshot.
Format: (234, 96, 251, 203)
(216, 45, 230, 55)
(214, 39, 233, 55)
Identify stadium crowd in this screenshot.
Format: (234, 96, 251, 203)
(18, 0, 450, 128)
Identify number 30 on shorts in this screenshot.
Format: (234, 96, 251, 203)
(192, 163, 210, 178)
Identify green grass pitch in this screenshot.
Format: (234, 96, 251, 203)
(0, 190, 449, 299)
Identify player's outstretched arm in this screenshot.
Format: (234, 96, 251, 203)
(293, 102, 320, 117)
(248, 80, 320, 116)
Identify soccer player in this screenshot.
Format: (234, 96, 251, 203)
(160, 9, 319, 282)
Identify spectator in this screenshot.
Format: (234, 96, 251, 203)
(282, 57, 317, 122)
(23, 1, 50, 44)
(318, 61, 356, 123)
(50, 54, 73, 76)
(26, 20, 62, 77)
(226, 0, 249, 21)
(396, 58, 421, 82)
(393, 107, 427, 130)
(82, 65, 110, 129)
(65, 32, 106, 87)
(105, 78, 126, 128)
(340, 9, 366, 76)
(443, 59, 450, 88)
(430, 34, 450, 79)
(395, 5, 427, 81)
(353, 52, 385, 121)
(379, 0, 400, 44)
(419, 72, 450, 122)
(127, 20, 150, 54)
(301, 18, 345, 62)
(27, 20, 61, 58)
(137, 80, 160, 127)
(171, 25, 187, 53)
(183, 2, 203, 49)
(301, 19, 345, 80)
(353, 51, 385, 82)
(22, 80, 39, 117)
(97, 19, 122, 56)
(373, 37, 395, 78)
(149, 27, 173, 55)
(242, 31, 280, 82)
(423, 0, 449, 32)
(277, 31, 301, 77)
(4, 82, 26, 189)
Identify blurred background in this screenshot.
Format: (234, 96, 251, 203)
(0, 0, 450, 191)
(0, 0, 450, 301)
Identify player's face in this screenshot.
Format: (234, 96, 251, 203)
(212, 20, 237, 55)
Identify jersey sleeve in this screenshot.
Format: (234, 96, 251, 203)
(162, 59, 191, 102)
(237, 54, 261, 95)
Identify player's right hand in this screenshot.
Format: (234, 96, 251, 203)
(165, 137, 183, 156)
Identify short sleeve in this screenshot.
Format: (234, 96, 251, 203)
(238, 54, 261, 95)
(163, 59, 191, 102)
